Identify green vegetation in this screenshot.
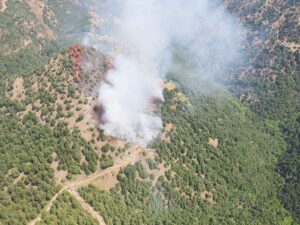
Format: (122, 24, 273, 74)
(0, 0, 90, 78)
(0, 113, 58, 225)
(0, 1, 56, 77)
(44, 0, 90, 36)
(100, 155, 114, 170)
(0, 0, 299, 224)
(277, 116, 300, 224)
(101, 143, 112, 153)
(0, 111, 99, 224)
(79, 87, 293, 225)
(37, 191, 98, 225)
(0, 53, 98, 224)
(224, 0, 300, 222)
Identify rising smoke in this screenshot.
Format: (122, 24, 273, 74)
(84, 0, 244, 146)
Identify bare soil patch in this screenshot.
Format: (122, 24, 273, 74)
(51, 159, 68, 184)
(54, 169, 68, 184)
(150, 164, 170, 186)
(200, 191, 216, 204)
(282, 40, 300, 53)
(27, 0, 45, 21)
(26, 0, 56, 39)
(164, 81, 176, 91)
(9, 77, 26, 100)
(91, 171, 118, 191)
(0, 0, 7, 13)
(161, 123, 174, 142)
(208, 138, 219, 148)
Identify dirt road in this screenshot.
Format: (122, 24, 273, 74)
(27, 147, 152, 225)
(67, 189, 106, 225)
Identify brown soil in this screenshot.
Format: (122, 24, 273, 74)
(208, 138, 219, 148)
(9, 77, 26, 100)
(200, 191, 216, 204)
(161, 123, 174, 142)
(282, 40, 300, 53)
(91, 171, 119, 191)
(24, 39, 32, 47)
(164, 81, 176, 91)
(0, 0, 7, 13)
(150, 164, 170, 187)
(31, 81, 39, 92)
(54, 168, 68, 184)
(27, 0, 45, 21)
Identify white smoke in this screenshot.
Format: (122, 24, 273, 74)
(86, 0, 244, 146)
(99, 55, 163, 145)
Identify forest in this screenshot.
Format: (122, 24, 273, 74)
(79, 87, 293, 225)
(0, 0, 299, 224)
(224, 0, 300, 222)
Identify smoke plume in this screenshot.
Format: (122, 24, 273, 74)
(85, 0, 244, 146)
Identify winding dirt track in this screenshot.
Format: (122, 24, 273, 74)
(27, 190, 63, 225)
(67, 189, 107, 225)
(27, 148, 148, 225)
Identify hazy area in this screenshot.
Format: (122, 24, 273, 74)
(82, 0, 244, 145)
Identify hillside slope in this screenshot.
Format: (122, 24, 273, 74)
(223, 0, 300, 222)
(0, 0, 90, 76)
(0, 0, 299, 225)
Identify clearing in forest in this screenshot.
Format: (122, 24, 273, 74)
(9, 77, 26, 100)
(208, 138, 219, 148)
(0, 0, 7, 13)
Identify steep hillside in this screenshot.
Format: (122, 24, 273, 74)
(0, 0, 90, 76)
(0, 1, 299, 225)
(0, 47, 158, 225)
(224, 0, 299, 120)
(223, 0, 300, 222)
(79, 83, 292, 225)
(0, 44, 293, 224)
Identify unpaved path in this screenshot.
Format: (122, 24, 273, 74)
(67, 189, 106, 225)
(28, 190, 63, 225)
(28, 147, 151, 225)
(27, 165, 121, 225)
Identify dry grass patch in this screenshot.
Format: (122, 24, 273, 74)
(161, 123, 174, 142)
(164, 81, 176, 91)
(200, 191, 216, 204)
(27, 1, 58, 39)
(208, 138, 219, 148)
(27, 0, 45, 21)
(0, 0, 7, 13)
(282, 40, 300, 53)
(91, 171, 118, 191)
(9, 77, 26, 100)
